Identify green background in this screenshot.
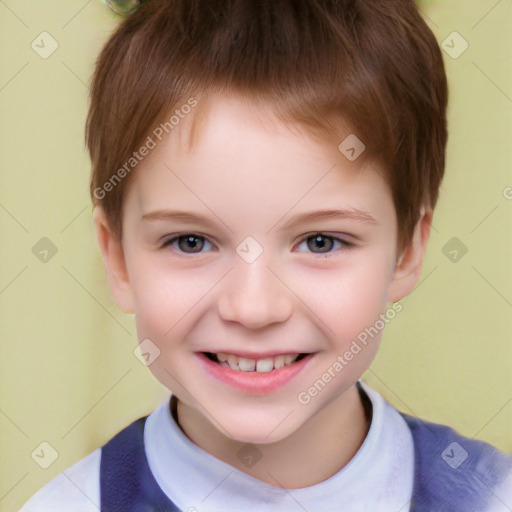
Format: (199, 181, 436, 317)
(1, 0, 511, 509)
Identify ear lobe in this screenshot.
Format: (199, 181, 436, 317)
(92, 207, 135, 314)
(388, 208, 432, 303)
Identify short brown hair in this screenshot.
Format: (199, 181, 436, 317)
(86, 0, 448, 251)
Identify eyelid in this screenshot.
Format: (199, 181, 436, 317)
(160, 232, 216, 246)
(296, 231, 357, 244)
(158, 233, 216, 255)
(293, 232, 355, 254)
(160, 231, 357, 255)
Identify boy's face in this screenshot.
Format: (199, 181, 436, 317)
(95, 95, 429, 444)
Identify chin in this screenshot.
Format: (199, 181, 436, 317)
(228, 426, 293, 445)
(217, 408, 304, 445)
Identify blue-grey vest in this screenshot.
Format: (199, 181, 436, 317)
(100, 414, 511, 511)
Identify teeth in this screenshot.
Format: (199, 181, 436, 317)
(227, 354, 240, 370)
(256, 358, 274, 373)
(238, 357, 256, 371)
(217, 352, 229, 363)
(284, 355, 296, 365)
(213, 353, 301, 372)
(274, 355, 285, 369)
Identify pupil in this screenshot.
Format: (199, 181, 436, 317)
(181, 236, 202, 252)
(310, 234, 331, 253)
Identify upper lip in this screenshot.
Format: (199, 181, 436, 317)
(198, 350, 312, 358)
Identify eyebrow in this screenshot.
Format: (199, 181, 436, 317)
(141, 208, 378, 231)
(274, 208, 378, 231)
(141, 209, 221, 230)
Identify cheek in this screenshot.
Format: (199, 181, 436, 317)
(128, 258, 219, 339)
(300, 251, 395, 343)
(127, 260, 213, 395)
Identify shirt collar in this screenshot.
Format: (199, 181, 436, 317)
(144, 381, 414, 512)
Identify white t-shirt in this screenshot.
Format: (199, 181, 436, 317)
(19, 383, 415, 511)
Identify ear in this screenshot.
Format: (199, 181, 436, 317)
(388, 208, 432, 303)
(92, 206, 135, 314)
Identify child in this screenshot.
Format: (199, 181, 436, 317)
(21, 0, 512, 510)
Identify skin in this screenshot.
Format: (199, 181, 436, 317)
(93, 94, 431, 489)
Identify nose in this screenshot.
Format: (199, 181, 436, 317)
(216, 257, 293, 329)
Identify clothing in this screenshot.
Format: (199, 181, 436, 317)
(20, 382, 512, 511)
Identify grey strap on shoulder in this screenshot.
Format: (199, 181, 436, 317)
(100, 416, 180, 511)
(402, 413, 512, 512)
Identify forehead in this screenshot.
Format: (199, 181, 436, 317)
(125, 95, 395, 230)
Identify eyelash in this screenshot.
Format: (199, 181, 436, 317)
(160, 232, 354, 257)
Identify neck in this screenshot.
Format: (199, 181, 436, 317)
(175, 383, 370, 489)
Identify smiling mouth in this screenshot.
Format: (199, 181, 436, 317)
(203, 352, 309, 373)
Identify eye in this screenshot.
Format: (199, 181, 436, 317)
(295, 233, 352, 256)
(161, 234, 214, 254)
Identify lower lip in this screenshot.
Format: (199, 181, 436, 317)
(197, 353, 313, 395)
